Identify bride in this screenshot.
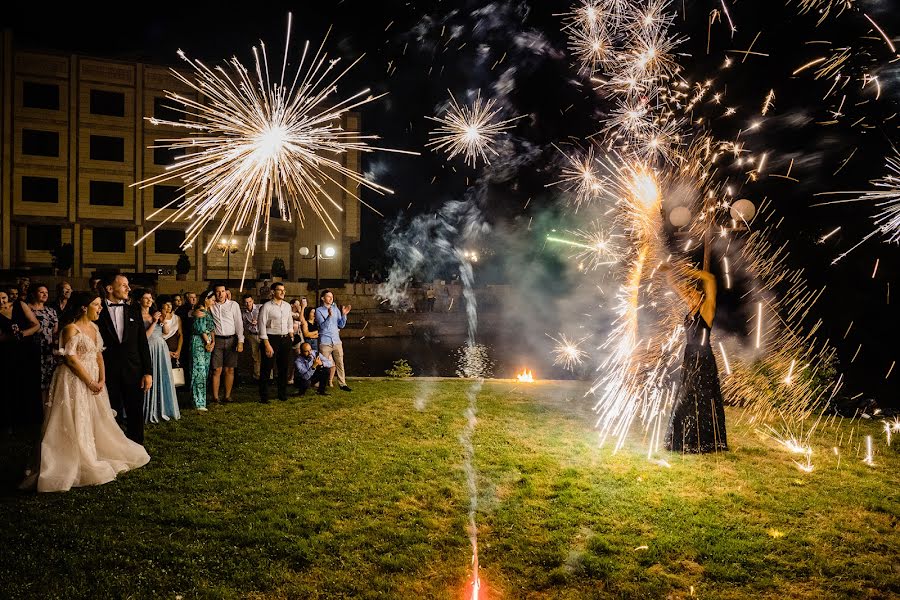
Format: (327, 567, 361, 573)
(23, 291, 149, 492)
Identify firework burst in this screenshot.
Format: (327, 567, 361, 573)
(549, 333, 592, 370)
(548, 145, 609, 208)
(572, 222, 624, 270)
(813, 148, 900, 263)
(426, 90, 525, 167)
(134, 15, 415, 283)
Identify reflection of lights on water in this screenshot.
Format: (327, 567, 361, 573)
(517, 369, 535, 383)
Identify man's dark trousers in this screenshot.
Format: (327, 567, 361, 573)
(296, 366, 328, 395)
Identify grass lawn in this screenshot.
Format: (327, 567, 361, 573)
(1, 379, 898, 599)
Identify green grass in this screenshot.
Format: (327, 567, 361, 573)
(1, 379, 898, 599)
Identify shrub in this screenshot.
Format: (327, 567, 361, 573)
(385, 359, 413, 378)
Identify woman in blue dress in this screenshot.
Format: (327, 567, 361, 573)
(135, 290, 180, 423)
(191, 290, 216, 411)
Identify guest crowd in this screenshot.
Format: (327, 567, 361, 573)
(1, 275, 352, 493)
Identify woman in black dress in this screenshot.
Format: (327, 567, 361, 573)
(0, 290, 42, 431)
(661, 264, 728, 453)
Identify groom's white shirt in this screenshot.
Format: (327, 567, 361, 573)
(108, 298, 126, 343)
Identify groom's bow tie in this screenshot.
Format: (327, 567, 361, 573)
(108, 303, 127, 307)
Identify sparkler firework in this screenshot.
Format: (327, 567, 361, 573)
(549, 0, 845, 455)
(426, 91, 525, 167)
(134, 15, 415, 284)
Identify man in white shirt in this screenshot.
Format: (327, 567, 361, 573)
(257, 282, 294, 403)
(210, 284, 244, 403)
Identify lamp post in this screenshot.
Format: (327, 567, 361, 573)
(299, 244, 336, 301)
(216, 237, 239, 282)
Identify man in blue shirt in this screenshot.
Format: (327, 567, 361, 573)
(294, 342, 333, 396)
(314, 289, 352, 392)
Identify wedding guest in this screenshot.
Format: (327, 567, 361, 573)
(301, 306, 319, 352)
(242, 293, 261, 381)
(51, 281, 74, 324)
(0, 290, 41, 431)
(293, 342, 332, 396)
(159, 297, 183, 367)
(22, 291, 149, 492)
(191, 291, 216, 411)
(315, 289, 352, 392)
(176, 292, 197, 392)
(27, 284, 59, 419)
(258, 282, 293, 403)
(210, 284, 244, 404)
(136, 290, 180, 423)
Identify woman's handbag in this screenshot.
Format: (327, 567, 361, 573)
(171, 359, 186, 387)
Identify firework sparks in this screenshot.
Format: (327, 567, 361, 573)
(863, 434, 875, 466)
(134, 16, 415, 284)
(549, 333, 591, 370)
(426, 90, 525, 167)
(548, 145, 608, 208)
(546, 221, 624, 271)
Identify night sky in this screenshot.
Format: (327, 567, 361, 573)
(3, 0, 900, 406)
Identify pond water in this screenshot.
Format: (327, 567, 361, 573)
(342, 333, 585, 380)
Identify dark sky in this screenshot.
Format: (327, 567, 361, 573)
(3, 0, 900, 405)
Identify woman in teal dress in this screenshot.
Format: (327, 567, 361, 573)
(191, 290, 216, 411)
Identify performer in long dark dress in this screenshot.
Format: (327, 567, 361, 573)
(662, 265, 728, 453)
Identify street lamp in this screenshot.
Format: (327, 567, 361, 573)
(299, 244, 336, 300)
(216, 237, 239, 282)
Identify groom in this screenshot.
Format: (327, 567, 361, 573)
(97, 274, 152, 444)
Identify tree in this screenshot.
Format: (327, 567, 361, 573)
(51, 243, 74, 275)
(176, 252, 191, 280)
(271, 257, 287, 278)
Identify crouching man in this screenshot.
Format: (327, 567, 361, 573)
(294, 341, 333, 396)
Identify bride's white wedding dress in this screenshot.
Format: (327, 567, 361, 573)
(32, 323, 150, 492)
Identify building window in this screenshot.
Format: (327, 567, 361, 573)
(90, 89, 126, 117)
(22, 129, 59, 157)
(26, 225, 61, 251)
(89, 181, 125, 206)
(92, 228, 126, 253)
(21, 176, 59, 203)
(90, 135, 125, 162)
(154, 230, 184, 254)
(153, 145, 185, 166)
(22, 81, 60, 110)
(153, 97, 181, 122)
(152, 185, 181, 209)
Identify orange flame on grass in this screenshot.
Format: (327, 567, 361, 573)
(516, 369, 535, 382)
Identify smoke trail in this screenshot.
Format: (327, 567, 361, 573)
(459, 377, 484, 597)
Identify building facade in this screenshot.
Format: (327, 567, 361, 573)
(0, 31, 360, 284)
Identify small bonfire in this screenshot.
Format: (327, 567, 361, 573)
(516, 369, 534, 383)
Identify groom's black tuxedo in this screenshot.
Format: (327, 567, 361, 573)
(97, 299, 152, 444)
